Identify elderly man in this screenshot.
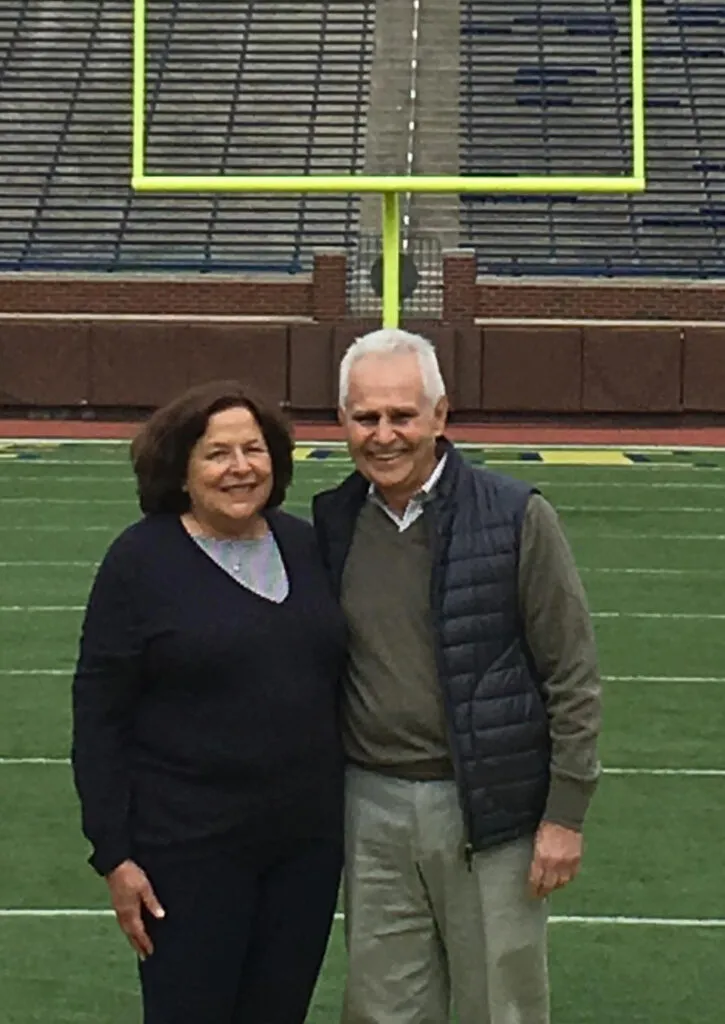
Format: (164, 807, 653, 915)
(313, 328, 602, 1024)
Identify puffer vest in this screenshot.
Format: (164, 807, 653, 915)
(313, 441, 551, 853)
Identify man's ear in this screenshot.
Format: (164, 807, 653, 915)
(434, 395, 449, 435)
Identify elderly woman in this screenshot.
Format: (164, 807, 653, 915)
(71, 380, 347, 1024)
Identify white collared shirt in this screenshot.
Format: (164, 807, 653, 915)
(368, 454, 448, 532)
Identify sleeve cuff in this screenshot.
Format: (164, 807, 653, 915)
(89, 841, 131, 877)
(543, 772, 599, 832)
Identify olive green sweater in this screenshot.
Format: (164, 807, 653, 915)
(340, 493, 602, 831)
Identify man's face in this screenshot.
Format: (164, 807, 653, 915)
(340, 352, 448, 509)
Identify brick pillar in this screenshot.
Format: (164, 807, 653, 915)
(442, 249, 477, 323)
(312, 249, 348, 321)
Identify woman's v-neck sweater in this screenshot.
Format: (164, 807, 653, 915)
(71, 511, 347, 876)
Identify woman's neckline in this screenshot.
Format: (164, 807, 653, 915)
(179, 510, 270, 543)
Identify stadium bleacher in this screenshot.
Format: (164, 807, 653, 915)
(0, 0, 374, 272)
(460, 0, 725, 277)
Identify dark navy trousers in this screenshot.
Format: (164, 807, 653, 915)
(136, 834, 342, 1024)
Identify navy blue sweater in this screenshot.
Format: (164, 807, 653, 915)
(71, 511, 347, 876)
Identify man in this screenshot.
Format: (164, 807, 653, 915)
(313, 328, 602, 1024)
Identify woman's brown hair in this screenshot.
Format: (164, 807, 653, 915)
(130, 380, 293, 515)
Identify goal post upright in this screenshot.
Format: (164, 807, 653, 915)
(131, 0, 646, 329)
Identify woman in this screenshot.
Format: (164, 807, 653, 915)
(71, 380, 347, 1024)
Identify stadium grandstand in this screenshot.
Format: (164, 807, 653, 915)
(0, 0, 723, 280)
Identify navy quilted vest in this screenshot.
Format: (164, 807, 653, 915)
(313, 441, 551, 853)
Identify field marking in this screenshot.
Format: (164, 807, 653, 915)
(0, 528, 724, 541)
(1, 670, 724, 683)
(0, 562, 94, 568)
(4, 602, 724, 618)
(603, 768, 725, 777)
(290, 478, 725, 489)
(0, 460, 128, 467)
(0, 669, 70, 676)
(0, 908, 722, 927)
(3, 476, 725, 492)
(0, 758, 72, 765)
(1, 757, 721, 778)
(592, 612, 725, 620)
(558, 505, 725, 513)
(583, 567, 725, 576)
(5, 476, 725, 489)
(603, 675, 725, 682)
(0, 498, 131, 505)
(1, 601, 723, 621)
(0, 560, 721, 579)
(0, 525, 111, 532)
(0, 606, 84, 612)
(1, 437, 725, 451)
(0, 461, 717, 473)
(536, 482, 725, 490)
(3, 498, 725, 514)
(571, 532, 725, 541)
(0, 476, 130, 484)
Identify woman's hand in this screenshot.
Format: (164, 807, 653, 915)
(106, 859, 165, 959)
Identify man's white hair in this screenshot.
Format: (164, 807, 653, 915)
(338, 328, 446, 409)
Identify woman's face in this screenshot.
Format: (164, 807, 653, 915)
(185, 406, 274, 532)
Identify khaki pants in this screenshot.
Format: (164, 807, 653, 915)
(342, 767, 549, 1024)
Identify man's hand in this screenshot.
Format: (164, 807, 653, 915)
(529, 821, 583, 899)
(106, 859, 165, 959)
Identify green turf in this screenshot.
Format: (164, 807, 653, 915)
(1, 442, 724, 1022)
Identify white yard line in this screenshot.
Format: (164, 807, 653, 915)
(592, 612, 725, 620)
(0, 460, 127, 467)
(2, 438, 725, 451)
(3, 498, 720, 513)
(0, 498, 130, 505)
(558, 505, 725, 513)
(603, 675, 725, 682)
(5, 477, 725, 489)
(1, 757, 720, 777)
(536, 482, 725, 490)
(571, 532, 725, 541)
(0, 669, 69, 676)
(0, 476, 130, 484)
(0, 560, 721, 580)
(0, 525, 111, 532)
(604, 768, 725, 777)
(0, 606, 84, 612)
(1, 603, 722, 620)
(577, 482, 725, 489)
(1, 670, 723, 683)
(1, 598, 724, 614)
(1, 461, 712, 472)
(546, 915, 725, 927)
(582, 567, 725, 575)
(0, 562, 95, 568)
(0, 908, 722, 926)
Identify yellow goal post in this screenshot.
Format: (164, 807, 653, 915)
(131, 0, 646, 327)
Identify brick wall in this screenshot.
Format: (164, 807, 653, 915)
(443, 249, 478, 321)
(3, 252, 725, 322)
(476, 276, 725, 322)
(0, 274, 312, 317)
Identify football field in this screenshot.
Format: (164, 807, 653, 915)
(0, 440, 723, 1023)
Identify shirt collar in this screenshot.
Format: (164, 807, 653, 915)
(367, 452, 448, 508)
